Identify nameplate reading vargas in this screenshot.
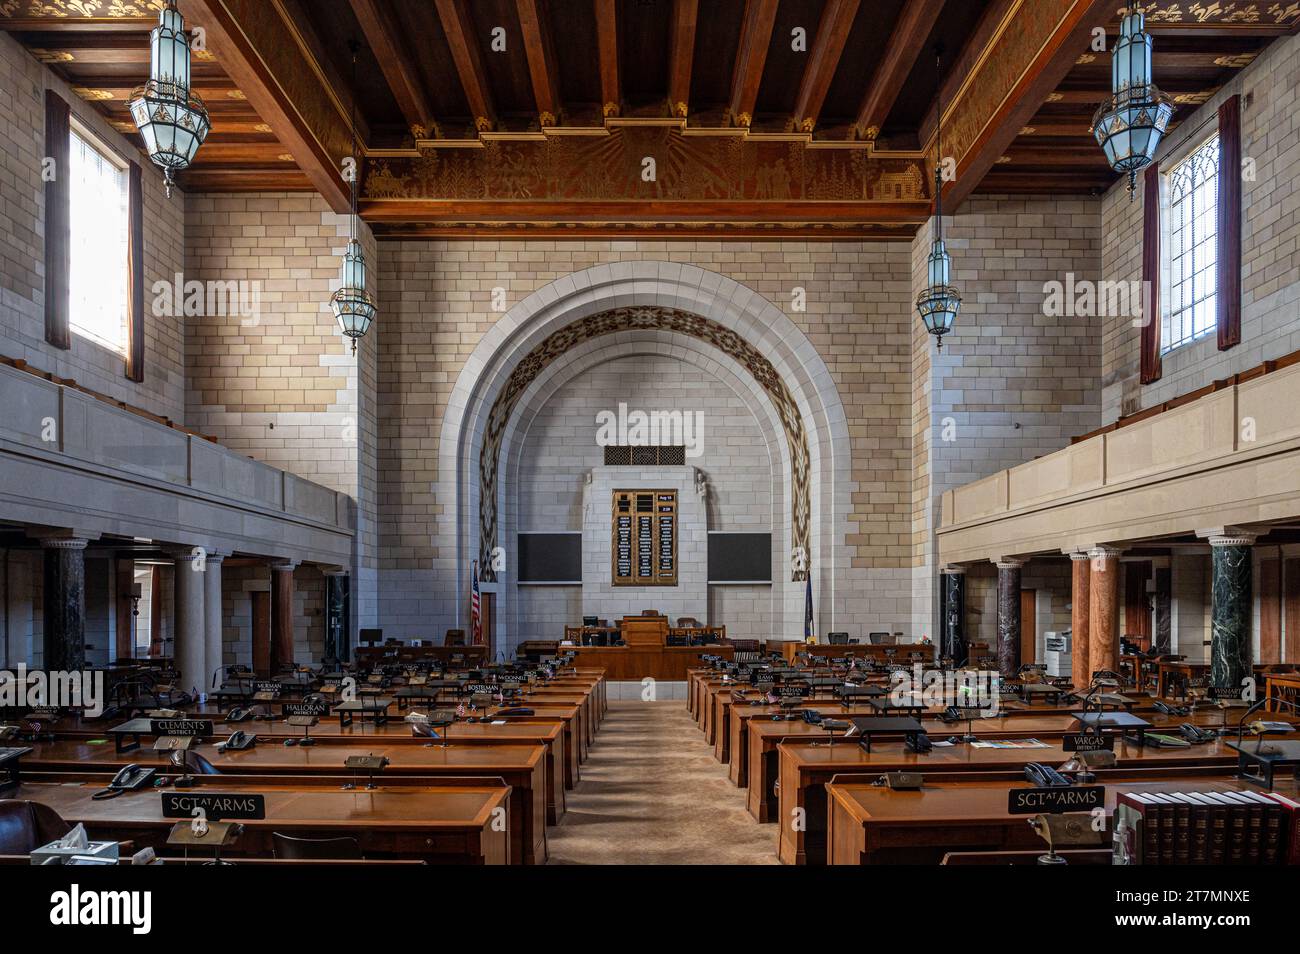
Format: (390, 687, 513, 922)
(150, 719, 214, 737)
(1007, 786, 1104, 815)
(1062, 733, 1115, 752)
(161, 792, 266, 820)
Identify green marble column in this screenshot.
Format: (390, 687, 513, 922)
(41, 536, 88, 671)
(1209, 534, 1254, 696)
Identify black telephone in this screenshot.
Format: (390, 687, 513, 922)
(1153, 701, 1189, 717)
(227, 707, 254, 722)
(905, 732, 933, 754)
(940, 706, 961, 724)
(1178, 722, 1216, 744)
(92, 764, 157, 800)
(801, 709, 823, 725)
(1024, 762, 1073, 787)
(217, 730, 256, 751)
(494, 707, 534, 717)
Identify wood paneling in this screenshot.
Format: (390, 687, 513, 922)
(43, 90, 70, 350)
(1020, 589, 1036, 665)
(1259, 554, 1281, 664)
(1141, 162, 1163, 384)
(1284, 559, 1300, 665)
(1217, 94, 1242, 351)
(1124, 560, 1152, 642)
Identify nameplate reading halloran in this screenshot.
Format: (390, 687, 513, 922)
(282, 702, 327, 717)
(1062, 733, 1115, 752)
(1007, 787, 1105, 815)
(161, 792, 266, 820)
(150, 719, 214, 737)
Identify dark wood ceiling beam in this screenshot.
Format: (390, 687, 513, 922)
(667, 0, 698, 119)
(851, 0, 942, 141)
(727, 0, 779, 128)
(178, 0, 351, 212)
(594, 0, 620, 118)
(919, 0, 1016, 147)
(791, 0, 859, 133)
(516, 0, 562, 126)
(940, 0, 1117, 209)
(434, 0, 496, 132)
(350, 0, 436, 138)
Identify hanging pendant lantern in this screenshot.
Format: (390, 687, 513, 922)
(915, 48, 961, 352)
(330, 40, 375, 355)
(331, 239, 376, 355)
(1091, 9, 1175, 200)
(128, 0, 209, 199)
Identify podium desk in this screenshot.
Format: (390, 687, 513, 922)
(567, 644, 732, 681)
(8, 779, 510, 864)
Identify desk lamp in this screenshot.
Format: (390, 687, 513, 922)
(286, 714, 318, 746)
(1029, 813, 1104, 865)
(167, 819, 243, 866)
(814, 718, 850, 748)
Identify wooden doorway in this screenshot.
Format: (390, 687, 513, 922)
(1020, 589, 1037, 665)
(251, 590, 271, 675)
(481, 592, 495, 659)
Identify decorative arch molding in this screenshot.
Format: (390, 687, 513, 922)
(477, 306, 810, 582)
(438, 261, 852, 634)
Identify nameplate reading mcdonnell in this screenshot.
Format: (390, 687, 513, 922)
(283, 702, 327, 718)
(1007, 786, 1104, 815)
(1062, 733, 1114, 752)
(150, 719, 214, 737)
(161, 792, 266, 820)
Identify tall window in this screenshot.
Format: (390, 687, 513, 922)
(68, 122, 129, 355)
(1163, 134, 1219, 354)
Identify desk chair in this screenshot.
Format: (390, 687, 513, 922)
(444, 629, 466, 647)
(828, 632, 849, 645)
(868, 632, 889, 645)
(358, 628, 383, 647)
(0, 800, 70, 855)
(272, 832, 362, 860)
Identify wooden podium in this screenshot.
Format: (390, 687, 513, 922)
(619, 614, 668, 646)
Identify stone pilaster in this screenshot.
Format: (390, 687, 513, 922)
(1088, 546, 1122, 675)
(172, 548, 206, 693)
(203, 552, 226, 691)
(40, 536, 89, 671)
(996, 559, 1024, 677)
(1204, 530, 1256, 695)
(940, 566, 966, 663)
(1069, 552, 1091, 685)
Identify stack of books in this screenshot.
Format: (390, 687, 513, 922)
(1114, 790, 1299, 864)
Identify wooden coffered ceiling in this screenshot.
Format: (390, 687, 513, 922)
(3, 1, 1296, 237)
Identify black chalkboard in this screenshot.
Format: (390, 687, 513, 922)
(707, 533, 772, 582)
(518, 533, 582, 582)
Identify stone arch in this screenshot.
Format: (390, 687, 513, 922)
(438, 261, 851, 632)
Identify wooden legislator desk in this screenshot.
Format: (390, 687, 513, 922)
(8, 779, 510, 864)
(566, 644, 732, 680)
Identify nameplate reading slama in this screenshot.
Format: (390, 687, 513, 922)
(161, 792, 266, 820)
(1007, 786, 1104, 815)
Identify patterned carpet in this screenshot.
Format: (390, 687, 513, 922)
(546, 700, 779, 864)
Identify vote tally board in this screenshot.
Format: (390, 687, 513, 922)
(612, 489, 678, 586)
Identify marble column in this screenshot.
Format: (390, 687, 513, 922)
(172, 548, 206, 694)
(41, 536, 89, 671)
(1153, 564, 1172, 654)
(940, 567, 966, 664)
(1207, 531, 1255, 695)
(271, 561, 298, 673)
(323, 568, 349, 663)
(203, 553, 226, 694)
(996, 560, 1023, 676)
(1069, 552, 1091, 685)
(1088, 546, 1122, 675)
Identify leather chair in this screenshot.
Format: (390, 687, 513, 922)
(272, 832, 362, 860)
(0, 800, 71, 855)
(444, 629, 466, 647)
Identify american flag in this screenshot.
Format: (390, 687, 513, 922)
(470, 559, 481, 645)
(455, 700, 466, 718)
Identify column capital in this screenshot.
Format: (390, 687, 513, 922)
(37, 535, 89, 551)
(940, 565, 966, 576)
(1086, 545, 1123, 561)
(1197, 526, 1258, 547)
(1067, 550, 1091, 562)
(320, 564, 349, 577)
(271, 559, 300, 572)
(994, 558, 1024, 570)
